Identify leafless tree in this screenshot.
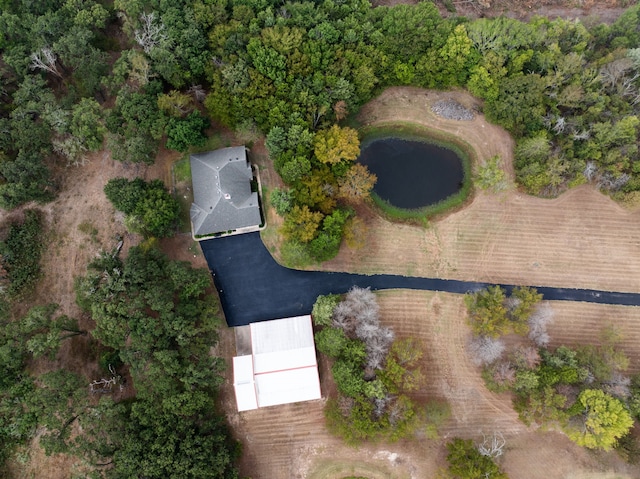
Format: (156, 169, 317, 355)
(278, 6, 291, 19)
(332, 301, 357, 335)
(212, 56, 224, 68)
(134, 12, 166, 54)
(583, 161, 597, 181)
(553, 116, 567, 134)
(597, 172, 630, 192)
(528, 302, 554, 347)
(332, 286, 380, 335)
(604, 371, 631, 399)
(338, 395, 355, 416)
(477, 431, 506, 458)
(542, 113, 554, 130)
(619, 74, 640, 102)
(42, 104, 69, 134)
(30, 48, 63, 77)
(311, 105, 328, 129)
(362, 327, 394, 370)
(345, 286, 379, 317)
(467, 23, 499, 54)
(373, 396, 390, 419)
(584, 370, 596, 385)
(557, 383, 579, 404)
(333, 286, 394, 370)
(355, 305, 379, 327)
(53, 136, 88, 166)
(628, 48, 640, 68)
(503, 296, 521, 318)
(89, 365, 122, 394)
(573, 129, 591, 141)
(600, 58, 634, 90)
(126, 51, 152, 87)
(468, 335, 505, 366)
(387, 397, 410, 427)
(492, 362, 516, 387)
(188, 84, 206, 103)
(513, 346, 541, 370)
(355, 320, 380, 340)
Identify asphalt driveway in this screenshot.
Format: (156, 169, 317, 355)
(200, 232, 640, 326)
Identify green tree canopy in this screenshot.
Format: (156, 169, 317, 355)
(165, 111, 209, 152)
(466, 286, 542, 338)
(446, 438, 509, 479)
(567, 389, 633, 451)
(465, 286, 509, 338)
(73, 245, 239, 476)
(104, 178, 180, 237)
(0, 209, 43, 296)
(311, 293, 341, 327)
(111, 397, 239, 479)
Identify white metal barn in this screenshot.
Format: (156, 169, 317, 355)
(232, 315, 321, 412)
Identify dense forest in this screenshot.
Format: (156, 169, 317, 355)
(2, 1, 640, 259)
(1, 0, 640, 476)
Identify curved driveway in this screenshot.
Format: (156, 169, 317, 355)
(200, 232, 640, 327)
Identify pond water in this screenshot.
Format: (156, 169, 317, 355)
(358, 138, 464, 209)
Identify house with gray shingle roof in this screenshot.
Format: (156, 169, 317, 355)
(190, 146, 262, 239)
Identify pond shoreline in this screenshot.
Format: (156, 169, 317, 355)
(358, 122, 474, 223)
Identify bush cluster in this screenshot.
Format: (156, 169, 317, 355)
(467, 286, 637, 452)
(104, 178, 180, 238)
(0, 210, 43, 296)
(314, 287, 430, 444)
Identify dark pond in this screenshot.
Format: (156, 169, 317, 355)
(358, 138, 464, 209)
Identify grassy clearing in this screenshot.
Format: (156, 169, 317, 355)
(191, 132, 230, 154)
(173, 158, 191, 183)
(171, 158, 194, 234)
(174, 189, 193, 234)
(307, 459, 410, 479)
(358, 122, 474, 224)
(77, 221, 99, 243)
(279, 239, 315, 269)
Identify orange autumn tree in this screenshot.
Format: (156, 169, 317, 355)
(338, 163, 377, 201)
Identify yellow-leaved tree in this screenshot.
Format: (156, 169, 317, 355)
(313, 125, 360, 165)
(567, 389, 633, 451)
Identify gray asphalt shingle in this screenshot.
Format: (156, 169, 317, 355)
(190, 146, 261, 236)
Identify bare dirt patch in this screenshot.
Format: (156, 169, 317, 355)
(1, 144, 207, 478)
(455, 0, 628, 25)
(372, 0, 628, 25)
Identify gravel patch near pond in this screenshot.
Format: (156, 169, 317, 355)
(431, 99, 475, 121)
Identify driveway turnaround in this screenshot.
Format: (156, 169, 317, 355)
(200, 232, 640, 327)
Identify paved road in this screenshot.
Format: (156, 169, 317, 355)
(200, 232, 640, 327)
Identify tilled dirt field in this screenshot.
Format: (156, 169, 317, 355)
(320, 88, 640, 295)
(6, 84, 640, 478)
(222, 291, 637, 479)
(243, 87, 640, 478)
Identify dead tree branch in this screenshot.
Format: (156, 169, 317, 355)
(134, 12, 166, 54)
(478, 431, 506, 458)
(30, 48, 63, 77)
